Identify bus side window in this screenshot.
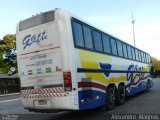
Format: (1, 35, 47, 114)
(93, 31, 103, 52)
(143, 53, 146, 63)
(138, 50, 142, 62)
(141, 52, 144, 63)
(83, 25, 93, 49)
(146, 54, 149, 63)
(144, 53, 147, 63)
(72, 21, 84, 47)
(148, 55, 151, 63)
(131, 47, 136, 60)
(117, 41, 123, 57)
(143, 53, 145, 63)
(135, 49, 139, 61)
(111, 38, 118, 55)
(147, 54, 151, 64)
(127, 45, 132, 59)
(123, 44, 128, 58)
(102, 34, 111, 54)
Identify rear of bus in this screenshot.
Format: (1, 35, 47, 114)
(16, 9, 78, 112)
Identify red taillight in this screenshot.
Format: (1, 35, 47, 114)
(63, 72, 72, 91)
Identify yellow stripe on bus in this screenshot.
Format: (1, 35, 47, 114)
(79, 49, 127, 84)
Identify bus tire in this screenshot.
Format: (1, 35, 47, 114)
(117, 85, 126, 105)
(146, 80, 151, 93)
(105, 87, 116, 111)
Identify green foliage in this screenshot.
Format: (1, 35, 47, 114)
(3, 34, 16, 49)
(0, 56, 9, 74)
(152, 57, 160, 71)
(0, 40, 6, 52)
(0, 34, 16, 74)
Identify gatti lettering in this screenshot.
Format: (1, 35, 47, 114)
(22, 31, 47, 49)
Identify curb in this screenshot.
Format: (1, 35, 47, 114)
(0, 93, 20, 97)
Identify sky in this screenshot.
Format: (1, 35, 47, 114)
(0, 0, 160, 59)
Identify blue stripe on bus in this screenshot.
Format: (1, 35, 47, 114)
(126, 81, 146, 96)
(78, 90, 106, 110)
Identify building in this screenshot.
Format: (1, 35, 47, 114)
(0, 74, 20, 94)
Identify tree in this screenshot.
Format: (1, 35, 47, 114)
(151, 57, 160, 77)
(151, 57, 160, 71)
(0, 34, 17, 74)
(0, 40, 6, 53)
(3, 34, 16, 49)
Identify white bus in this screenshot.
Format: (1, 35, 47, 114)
(16, 8, 153, 112)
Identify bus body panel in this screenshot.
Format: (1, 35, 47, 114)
(17, 22, 64, 88)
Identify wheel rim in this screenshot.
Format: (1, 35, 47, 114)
(119, 88, 125, 99)
(108, 89, 115, 104)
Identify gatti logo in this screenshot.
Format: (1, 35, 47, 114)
(22, 31, 47, 49)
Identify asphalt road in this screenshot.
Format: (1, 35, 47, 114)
(0, 78, 160, 120)
(0, 93, 20, 102)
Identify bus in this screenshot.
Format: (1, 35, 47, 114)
(16, 8, 153, 112)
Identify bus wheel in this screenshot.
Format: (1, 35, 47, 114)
(117, 85, 126, 105)
(146, 80, 151, 93)
(105, 87, 116, 110)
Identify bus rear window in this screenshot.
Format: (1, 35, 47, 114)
(19, 11, 55, 31)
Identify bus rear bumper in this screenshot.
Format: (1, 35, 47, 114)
(21, 92, 78, 111)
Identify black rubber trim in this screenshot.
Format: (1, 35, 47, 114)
(77, 68, 149, 73)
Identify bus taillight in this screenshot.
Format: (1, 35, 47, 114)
(63, 72, 72, 91)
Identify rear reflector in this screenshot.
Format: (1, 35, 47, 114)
(63, 72, 72, 91)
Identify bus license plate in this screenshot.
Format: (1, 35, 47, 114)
(38, 100, 47, 105)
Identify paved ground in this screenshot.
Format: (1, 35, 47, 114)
(0, 94, 20, 102)
(0, 78, 159, 120)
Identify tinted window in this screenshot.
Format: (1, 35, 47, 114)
(135, 49, 139, 61)
(111, 38, 117, 55)
(144, 53, 146, 63)
(19, 11, 55, 31)
(138, 51, 142, 62)
(127, 46, 132, 59)
(93, 31, 103, 52)
(146, 55, 148, 63)
(146, 55, 149, 63)
(117, 41, 123, 57)
(123, 44, 128, 58)
(102, 34, 111, 54)
(83, 25, 93, 49)
(141, 52, 144, 62)
(144, 54, 147, 63)
(72, 21, 84, 47)
(146, 54, 148, 63)
(148, 55, 151, 63)
(131, 47, 135, 60)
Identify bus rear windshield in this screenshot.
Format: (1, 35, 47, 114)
(19, 11, 55, 31)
